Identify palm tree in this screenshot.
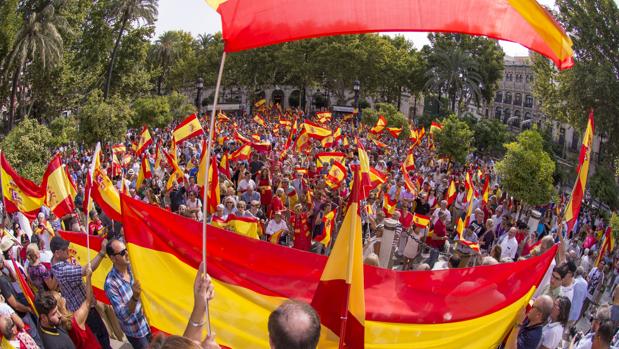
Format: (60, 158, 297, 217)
(2, 1, 68, 131)
(103, 0, 157, 99)
(152, 31, 181, 95)
(424, 47, 483, 113)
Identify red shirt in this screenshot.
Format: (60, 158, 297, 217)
(428, 219, 446, 249)
(69, 315, 101, 349)
(399, 210, 414, 229)
(291, 212, 311, 251)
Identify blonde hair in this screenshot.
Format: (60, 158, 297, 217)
(26, 243, 39, 264)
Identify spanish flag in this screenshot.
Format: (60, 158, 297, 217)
(343, 113, 354, 121)
(83, 143, 101, 216)
(315, 152, 346, 170)
(217, 112, 231, 123)
(279, 118, 292, 128)
(303, 120, 332, 140)
(295, 130, 311, 152)
(316, 111, 332, 122)
(370, 115, 387, 134)
(11, 258, 37, 316)
(234, 130, 252, 144)
(481, 175, 490, 206)
(357, 139, 372, 200)
(117, 193, 558, 348)
(325, 161, 347, 189)
(42, 154, 75, 218)
(315, 209, 336, 247)
(403, 150, 415, 171)
(91, 167, 121, 221)
(225, 214, 260, 239)
(229, 144, 252, 162)
(412, 213, 431, 228)
(135, 157, 152, 190)
(111, 143, 126, 154)
(253, 114, 266, 127)
(401, 163, 417, 194)
(409, 126, 419, 144)
(371, 138, 387, 149)
(320, 135, 335, 148)
(564, 111, 594, 234)
(430, 121, 443, 134)
(219, 152, 231, 179)
(447, 179, 457, 206)
(595, 227, 614, 268)
(382, 194, 397, 217)
(208, 0, 574, 70)
(369, 167, 387, 190)
(269, 229, 286, 244)
(312, 171, 365, 348)
(387, 127, 402, 138)
(254, 98, 267, 108)
(332, 127, 342, 142)
(0, 152, 45, 220)
(173, 114, 204, 145)
(135, 126, 153, 156)
(164, 149, 185, 191)
(197, 145, 220, 215)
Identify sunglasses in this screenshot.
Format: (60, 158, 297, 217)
(112, 249, 128, 257)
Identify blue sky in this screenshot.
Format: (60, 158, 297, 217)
(155, 0, 564, 57)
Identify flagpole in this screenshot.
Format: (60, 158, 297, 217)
(201, 51, 227, 336)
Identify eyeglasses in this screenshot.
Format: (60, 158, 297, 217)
(552, 274, 561, 281)
(112, 249, 128, 257)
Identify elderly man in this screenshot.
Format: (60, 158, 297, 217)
(268, 300, 321, 349)
(431, 200, 451, 225)
(505, 295, 554, 349)
(572, 305, 611, 349)
(50, 235, 111, 349)
(265, 211, 289, 243)
(498, 227, 519, 260)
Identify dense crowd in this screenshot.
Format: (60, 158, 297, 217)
(0, 105, 616, 348)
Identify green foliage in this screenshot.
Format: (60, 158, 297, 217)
(1, 118, 54, 182)
(49, 116, 78, 147)
(589, 166, 619, 210)
(433, 115, 475, 164)
(472, 119, 510, 157)
(132, 95, 172, 128)
(610, 212, 619, 243)
(167, 92, 196, 119)
(361, 103, 411, 139)
(496, 129, 556, 206)
(77, 90, 133, 145)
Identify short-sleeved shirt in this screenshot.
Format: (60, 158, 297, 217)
(540, 322, 563, 349)
(51, 261, 86, 312)
(517, 320, 543, 349)
(39, 325, 76, 349)
(104, 267, 150, 339)
(27, 263, 51, 292)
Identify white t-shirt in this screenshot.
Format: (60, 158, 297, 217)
(540, 322, 563, 349)
(265, 219, 288, 236)
(499, 236, 518, 260)
(237, 179, 256, 192)
(560, 280, 575, 302)
(0, 302, 15, 316)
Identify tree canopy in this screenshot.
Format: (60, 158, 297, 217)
(433, 115, 475, 164)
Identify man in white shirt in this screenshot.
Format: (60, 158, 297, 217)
(265, 211, 289, 239)
(498, 227, 519, 260)
(431, 200, 451, 225)
(559, 261, 577, 302)
(237, 171, 256, 193)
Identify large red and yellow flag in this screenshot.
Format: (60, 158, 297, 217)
(229, 144, 252, 162)
(42, 154, 75, 218)
(83, 142, 101, 215)
(447, 179, 457, 206)
(403, 150, 415, 171)
(91, 167, 122, 221)
(312, 171, 365, 348)
(382, 194, 397, 217)
(370, 115, 387, 134)
(117, 192, 557, 348)
(564, 111, 594, 234)
(303, 120, 332, 140)
(357, 139, 372, 200)
(595, 227, 614, 268)
(387, 127, 402, 138)
(315, 209, 336, 247)
(369, 167, 387, 190)
(197, 143, 220, 215)
(430, 121, 443, 134)
(0, 153, 45, 220)
(315, 152, 346, 170)
(135, 126, 153, 156)
(253, 114, 266, 127)
(325, 161, 347, 189)
(225, 214, 261, 239)
(135, 156, 152, 191)
(207, 0, 573, 70)
(173, 114, 204, 145)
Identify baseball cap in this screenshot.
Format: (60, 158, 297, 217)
(50, 236, 70, 253)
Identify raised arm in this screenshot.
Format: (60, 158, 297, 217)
(184, 262, 214, 342)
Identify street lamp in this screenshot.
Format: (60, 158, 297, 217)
(353, 80, 361, 126)
(195, 78, 204, 115)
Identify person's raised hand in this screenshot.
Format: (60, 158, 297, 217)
(201, 333, 221, 349)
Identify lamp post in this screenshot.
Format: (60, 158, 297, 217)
(195, 78, 204, 116)
(353, 80, 360, 126)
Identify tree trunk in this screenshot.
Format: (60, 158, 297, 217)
(104, 14, 129, 100)
(451, 92, 456, 113)
(157, 75, 163, 95)
(7, 65, 22, 132)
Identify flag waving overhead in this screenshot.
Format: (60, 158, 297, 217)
(564, 111, 594, 234)
(173, 114, 204, 145)
(83, 142, 101, 215)
(135, 126, 153, 156)
(370, 115, 387, 134)
(312, 171, 365, 348)
(303, 120, 332, 140)
(595, 227, 614, 268)
(119, 192, 557, 348)
(315, 152, 346, 170)
(42, 154, 75, 218)
(207, 0, 574, 70)
(0, 153, 45, 220)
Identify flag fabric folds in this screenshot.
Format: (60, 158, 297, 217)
(564, 111, 594, 234)
(412, 213, 431, 228)
(208, 0, 574, 70)
(197, 145, 220, 215)
(0, 153, 45, 220)
(311, 172, 365, 348)
(370, 115, 387, 134)
(119, 193, 558, 348)
(173, 114, 205, 145)
(135, 156, 152, 191)
(315, 152, 346, 170)
(387, 127, 402, 138)
(430, 121, 443, 134)
(42, 154, 75, 218)
(325, 161, 347, 189)
(253, 114, 266, 127)
(226, 214, 261, 239)
(11, 259, 38, 316)
(229, 144, 252, 162)
(135, 127, 153, 156)
(315, 209, 336, 247)
(595, 227, 614, 268)
(369, 167, 387, 190)
(303, 120, 332, 140)
(91, 167, 122, 221)
(357, 139, 372, 200)
(447, 180, 457, 206)
(83, 143, 101, 215)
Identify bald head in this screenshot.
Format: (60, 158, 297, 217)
(268, 300, 321, 349)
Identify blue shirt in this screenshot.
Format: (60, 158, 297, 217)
(104, 267, 150, 338)
(52, 261, 86, 312)
(517, 319, 543, 349)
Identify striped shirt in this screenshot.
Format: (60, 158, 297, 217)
(104, 267, 150, 338)
(51, 261, 86, 312)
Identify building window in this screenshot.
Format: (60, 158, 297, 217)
(516, 74, 523, 83)
(504, 108, 511, 123)
(525, 112, 531, 120)
(514, 93, 522, 106)
(514, 110, 521, 118)
(495, 107, 502, 119)
(504, 92, 512, 104)
(525, 95, 533, 108)
(495, 91, 503, 103)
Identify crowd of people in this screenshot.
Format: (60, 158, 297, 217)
(0, 105, 617, 348)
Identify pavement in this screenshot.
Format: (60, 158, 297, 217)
(111, 338, 132, 349)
